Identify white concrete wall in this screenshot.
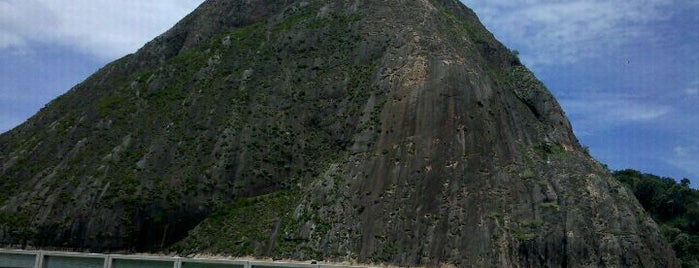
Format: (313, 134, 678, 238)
(0, 249, 372, 268)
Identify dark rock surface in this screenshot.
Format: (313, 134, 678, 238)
(0, 0, 678, 267)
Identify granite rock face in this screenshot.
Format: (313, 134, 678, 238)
(0, 0, 678, 267)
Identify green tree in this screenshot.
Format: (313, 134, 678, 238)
(614, 169, 699, 267)
(0, 210, 35, 248)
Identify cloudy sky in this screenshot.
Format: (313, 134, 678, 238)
(462, 0, 699, 187)
(1, 1, 698, 186)
(1, 0, 204, 133)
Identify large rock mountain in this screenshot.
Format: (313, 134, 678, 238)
(0, 0, 678, 267)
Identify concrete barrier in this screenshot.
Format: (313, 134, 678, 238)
(0, 250, 36, 268)
(0, 249, 372, 268)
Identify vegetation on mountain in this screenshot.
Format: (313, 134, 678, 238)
(614, 169, 699, 268)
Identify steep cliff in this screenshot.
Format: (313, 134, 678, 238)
(0, 0, 678, 267)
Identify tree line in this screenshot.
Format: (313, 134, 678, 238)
(613, 169, 699, 268)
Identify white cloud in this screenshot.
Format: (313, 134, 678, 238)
(461, 0, 676, 66)
(558, 91, 671, 134)
(685, 81, 699, 96)
(674, 146, 690, 158)
(0, 0, 205, 60)
(668, 144, 699, 180)
(687, 88, 699, 96)
(0, 31, 25, 49)
(0, 0, 53, 48)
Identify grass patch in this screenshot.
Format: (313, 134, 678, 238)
(539, 202, 560, 211)
(515, 232, 537, 242)
(171, 190, 301, 256)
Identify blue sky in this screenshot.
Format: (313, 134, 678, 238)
(1, 1, 697, 186)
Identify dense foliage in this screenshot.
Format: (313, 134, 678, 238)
(613, 169, 699, 267)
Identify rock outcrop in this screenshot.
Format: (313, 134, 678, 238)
(0, 0, 678, 267)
